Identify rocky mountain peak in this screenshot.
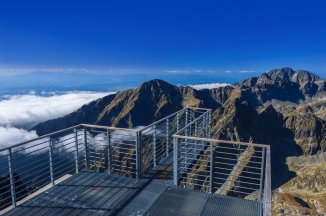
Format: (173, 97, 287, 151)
(138, 79, 176, 93)
(291, 69, 322, 84)
(267, 67, 296, 81)
(242, 68, 323, 87)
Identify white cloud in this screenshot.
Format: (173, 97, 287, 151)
(224, 70, 232, 73)
(0, 91, 115, 150)
(0, 91, 114, 129)
(0, 126, 38, 149)
(189, 83, 231, 90)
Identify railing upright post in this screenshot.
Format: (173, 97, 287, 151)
(208, 110, 212, 138)
(49, 137, 54, 186)
(259, 147, 265, 202)
(173, 137, 179, 186)
(84, 129, 89, 170)
(8, 148, 16, 207)
(136, 131, 142, 179)
(209, 141, 213, 193)
(166, 118, 170, 156)
(74, 129, 79, 174)
(176, 113, 180, 131)
(203, 113, 207, 138)
(263, 146, 272, 216)
(107, 129, 112, 174)
(185, 108, 189, 136)
(205, 112, 209, 138)
(153, 125, 157, 168)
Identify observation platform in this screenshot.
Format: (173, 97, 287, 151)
(0, 107, 271, 216)
(5, 171, 262, 216)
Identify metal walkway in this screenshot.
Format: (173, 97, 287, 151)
(4, 171, 261, 216)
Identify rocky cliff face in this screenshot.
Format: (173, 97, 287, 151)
(31, 68, 326, 190)
(273, 153, 326, 215)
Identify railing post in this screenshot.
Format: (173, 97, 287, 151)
(8, 148, 16, 207)
(107, 129, 112, 174)
(74, 129, 79, 174)
(176, 113, 180, 131)
(208, 110, 212, 138)
(136, 131, 142, 179)
(166, 118, 170, 156)
(185, 108, 189, 154)
(84, 129, 89, 170)
(205, 112, 209, 138)
(263, 146, 272, 216)
(185, 108, 189, 136)
(153, 125, 157, 168)
(49, 137, 54, 186)
(209, 141, 213, 193)
(173, 137, 179, 186)
(259, 147, 265, 202)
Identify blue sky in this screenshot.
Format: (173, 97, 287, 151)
(0, 0, 326, 76)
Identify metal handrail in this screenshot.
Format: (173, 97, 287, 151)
(0, 124, 139, 153)
(172, 135, 269, 148)
(172, 108, 271, 216)
(0, 107, 208, 153)
(139, 107, 210, 132)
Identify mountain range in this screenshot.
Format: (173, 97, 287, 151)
(31, 67, 326, 215)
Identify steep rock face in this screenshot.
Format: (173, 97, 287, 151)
(211, 94, 302, 187)
(204, 85, 234, 104)
(285, 113, 326, 154)
(273, 154, 326, 216)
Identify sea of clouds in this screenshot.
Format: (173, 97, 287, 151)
(189, 83, 230, 90)
(0, 91, 113, 149)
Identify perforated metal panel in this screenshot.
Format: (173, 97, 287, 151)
(5, 171, 149, 216)
(145, 186, 262, 216)
(4, 172, 263, 216)
(202, 193, 262, 216)
(145, 187, 209, 216)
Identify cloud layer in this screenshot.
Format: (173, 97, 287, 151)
(189, 83, 230, 90)
(0, 91, 113, 129)
(0, 91, 113, 149)
(0, 126, 38, 149)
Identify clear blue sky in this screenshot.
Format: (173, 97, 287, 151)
(0, 0, 326, 76)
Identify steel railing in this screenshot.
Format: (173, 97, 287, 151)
(139, 107, 209, 177)
(0, 124, 140, 211)
(0, 106, 271, 216)
(0, 107, 210, 211)
(172, 110, 271, 216)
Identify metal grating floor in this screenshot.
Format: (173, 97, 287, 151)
(4, 171, 262, 216)
(146, 187, 262, 216)
(5, 171, 150, 216)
